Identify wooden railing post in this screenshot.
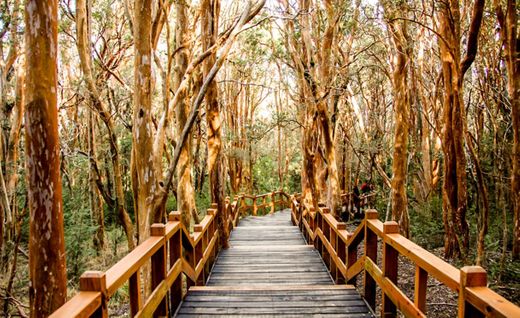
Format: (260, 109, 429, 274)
(203, 226, 210, 280)
(364, 210, 378, 310)
(184, 212, 197, 290)
(321, 208, 331, 270)
(240, 194, 245, 216)
(298, 201, 303, 228)
(459, 266, 487, 318)
(225, 196, 230, 225)
(253, 196, 258, 216)
(80, 271, 107, 318)
(337, 222, 347, 284)
(414, 265, 428, 313)
(309, 206, 316, 246)
(207, 208, 217, 266)
(150, 224, 168, 317)
(129, 267, 142, 316)
(270, 191, 275, 214)
(346, 232, 357, 285)
(168, 211, 183, 311)
(209, 203, 220, 248)
(194, 224, 205, 285)
(382, 221, 399, 317)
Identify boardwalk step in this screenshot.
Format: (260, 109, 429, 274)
(178, 285, 372, 316)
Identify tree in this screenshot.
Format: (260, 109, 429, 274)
(383, 0, 411, 237)
(24, 0, 67, 315)
(132, 0, 157, 243)
(438, 0, 484, 259)
(0, 0, 22, 263)
(76, 0, 134, 250)
(493, 0, 519, 260)
(201, 0, 230, 248)
(175, 0, 199, 228)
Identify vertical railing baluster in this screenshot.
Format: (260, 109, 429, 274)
(346, 232, 357, 285)
(322, 208, 330, 270)
(364, 210, 378, 310)
(414, 265, 428, 313)
(194, 224, 204, 285)
(337, 222, 347, 284)
(382, 221, 399, 317)
(168, 212, 183, 312)
(270, 191, 275, 214)
(207, 208, 217, 269)
(150, 224, 168, 317)
(129, 269, 141, 316)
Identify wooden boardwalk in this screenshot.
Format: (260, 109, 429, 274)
(175, 210, 373, 317)
(51, 191, 520, 317)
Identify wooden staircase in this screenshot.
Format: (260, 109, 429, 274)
(175, 210, 372, 317)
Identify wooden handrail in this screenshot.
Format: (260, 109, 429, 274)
(290, 198, 520, 318)
(51, 210, 218, 317)
(50, 190, 291, 317)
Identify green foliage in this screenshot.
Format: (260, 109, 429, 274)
(409, 194, 445, 249)
(253, 155, 278, 193)
(195, 180, 212, 214)
(62, 185, 98, 283)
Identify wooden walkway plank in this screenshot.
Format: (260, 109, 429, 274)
(175, 209, 373, 317)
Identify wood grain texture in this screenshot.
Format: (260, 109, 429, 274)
(175, 209, 372, 317)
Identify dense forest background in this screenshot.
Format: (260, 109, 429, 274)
(0, 0, 519, 316)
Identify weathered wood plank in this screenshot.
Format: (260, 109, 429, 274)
(184, 294, 362, 302)
(178, 306, 371, 314)
(181, 300, 367, 308)
(175, 210, 371, 317)
(176, 314, 373, 318)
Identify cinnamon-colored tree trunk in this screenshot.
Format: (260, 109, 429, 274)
(317, 0, 341, 216)
(438, 0, 484, 259)
(282, 0, 318, 209)
(493, 0, 519, 260)
(175, 0, 199, 228)
(132, 0, 156, 243)
(383, 0, 411, 237)
(202, 0, 229, 248)
(88, 112, 105, 252)
(24, 0, 67, 315)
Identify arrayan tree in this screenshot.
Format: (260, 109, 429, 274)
(24, 0, 67, 316)
(438, 0, 485, 259)
(382, 0, 411, 238)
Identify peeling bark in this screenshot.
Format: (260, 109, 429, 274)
(438, 0, 484, 259)
(493, 0, 519, 260)
(202, 0, 229, 248)
(383, 0, 411, 237)
(132, 0, 157, 243)
(175, 0, 199, 228)
(24, 0, 67, 315)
